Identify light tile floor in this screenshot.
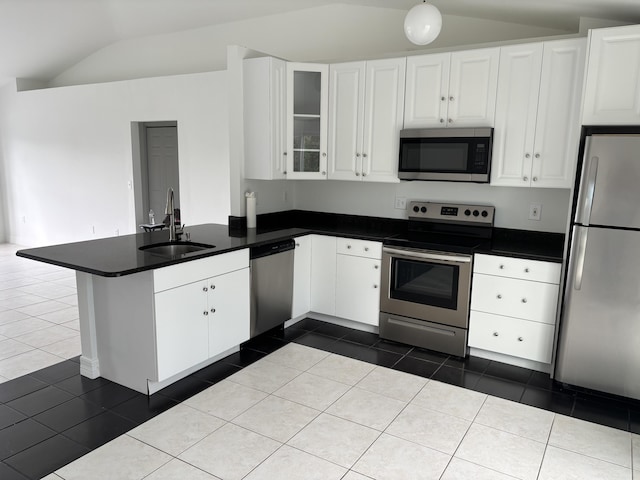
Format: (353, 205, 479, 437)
(0, 244, 80, 383)
(44, 343, 640, 480)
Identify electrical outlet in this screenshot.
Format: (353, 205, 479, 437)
(529, 203, 542, 221)
(395, 196, 407, 210)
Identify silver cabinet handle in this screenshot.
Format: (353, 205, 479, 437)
(210, 285, 215, 290)
(523, 176, 529, 182)
(518, 336, 524, 342)
(524, 268, 530, 273)
(364, 247, 369, 252)
(362, 153, 368, 158)
(347, 245, 351, 249)
(535, 153, 540, 158)
(202, 287, 208, 292)
(493, 332, 499, 337)
(533, 177, 538, 182)
(322, 153, 327, 157)
(373, 285, 378, 289)
(283, 171, 287, 174)
(355, 172, 360, 176)
(203, 311, 209, 316)
(496, 294, 502, 299)
(374, 265, 379, 269)
(295, 243, 300, 247)
(211, 308, 216, 313)
(525, 153, 531, 158)
(356, 153, 361, 157)
(448, 119, 452, 123)
(441, 96, 446, 101)
(521, 298, 527, 303)
(362, 172, 367, 177)
(440, 118, 445, 123)
(499, 264, 505, 269)
(322, 171, 326, 175)
(449, 96, 454, 101)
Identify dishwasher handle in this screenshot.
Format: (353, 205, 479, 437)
(250, 239, 295, 259)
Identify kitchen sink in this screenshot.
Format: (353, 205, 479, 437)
(139, 241, 216, 257)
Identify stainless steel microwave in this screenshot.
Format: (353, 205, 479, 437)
(398, 127, 493, 182)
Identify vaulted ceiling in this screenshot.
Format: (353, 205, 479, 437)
(1, 0, 639, 86)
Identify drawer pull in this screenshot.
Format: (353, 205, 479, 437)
(499, 264, 505, 269)
(496, 294, 502, 299)
(373, 284, 378, 289)
(203, 311, 209, 316)
(211, 308, 216, 313)
(210, 285, 216, 290)
(521, 298, 528, 303)
(524, 268, 530, 273)
(347, 245, 352, 249)
(493, 332, 499, 337)
(365, 247, 369, 252)
(518, 336, 524, 342)
(202, 287, 208, 292)
(374, 265, 379, 269)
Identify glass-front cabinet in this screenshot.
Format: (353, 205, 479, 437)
(286, 63, 328, 179)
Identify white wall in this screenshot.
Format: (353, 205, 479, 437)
(0, 71, 229, 247)
(49, 5, 570, 88)
(292, 180, 571, 233)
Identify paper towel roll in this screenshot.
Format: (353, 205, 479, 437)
(246, 192, 257, 229)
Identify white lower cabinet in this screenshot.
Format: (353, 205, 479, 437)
(335, 238, 382, 326)
(469, 254, 560, 366)
(310, 235, 337, 315)
(153, 250, 250, 382)
(292, 235, 312, 318)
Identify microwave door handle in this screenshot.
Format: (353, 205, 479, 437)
(383, 248, 471, 264)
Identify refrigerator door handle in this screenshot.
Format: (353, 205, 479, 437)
(576, 150, 599, 226)
(573, 227, 588, 291)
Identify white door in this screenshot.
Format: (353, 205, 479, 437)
(582, 25, 640, 125)
(335, 255, 381, 326)
(292, 236, 312, 318)
(310, 235, 336, 315)
(361, 58, 405, 183)
(404, 53, 450, 128)
(146, 126, 179, 222)
(491, 43, 543, 187)
(328, 62, 365, 181)
(208, 268, 250, 357)
(448, 48, 499, 127)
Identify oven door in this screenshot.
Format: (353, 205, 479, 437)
(380, 246, 472, 329)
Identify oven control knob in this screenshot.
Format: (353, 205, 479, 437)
(481, 210, 488, 217)
(464, 209, 471, 216)
(473, 210, 480, 217)
(420, 206, 427, 213)
(413, 206, 420, 213)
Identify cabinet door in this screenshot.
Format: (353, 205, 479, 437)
(404, 53, 450, 128)
(208, 268, 250, 357)
(292, 236, 312, 318)
(154, 281, 209, 381)
(335, 255, 381, 326)
(310, 235, 336, 315)
(582, 25, 640, 125)
(243, 57, 287, 180)
(448, 48, 499, 127)
(328, 62, 365, 181)
(286, 62, 329, 179)
(531, 38, 586, 189)
(491, 43, 543, 187)
(361, 58, 405, 183)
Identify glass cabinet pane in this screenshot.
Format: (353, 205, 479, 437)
(293, 117, 320, 149)
(293, 71, 322, 115)
(293, 151, 320, 173)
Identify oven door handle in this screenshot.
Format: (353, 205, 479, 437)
(383, 247, 471, 264)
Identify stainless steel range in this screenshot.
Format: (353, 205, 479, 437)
(380, 201, 494, 357)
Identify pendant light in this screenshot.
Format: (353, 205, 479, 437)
(404, 1, 442, 46)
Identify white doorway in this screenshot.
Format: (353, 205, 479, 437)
(132, 121, 180, 229)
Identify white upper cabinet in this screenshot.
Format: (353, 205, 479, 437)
(582, 25, 640, 125)
(491, 38, 586, 188)
(328, 58, 405, 183)
(243, 57, 287, 180)
(404, 48, 499, 128)
(286, 62, 329, 180)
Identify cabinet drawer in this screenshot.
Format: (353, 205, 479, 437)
(471, 273, 559, 324)
(336, 238, 382, 259)
(154, 249, 249, 293)
(474, 254, 561, 284)
(469, 310, 554, 363)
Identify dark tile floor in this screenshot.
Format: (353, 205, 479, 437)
(1, 318, 639, 479)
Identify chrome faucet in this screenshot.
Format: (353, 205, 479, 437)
(165, 187, 177, 242)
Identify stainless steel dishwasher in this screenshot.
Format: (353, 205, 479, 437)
(250, 239, 295, 337)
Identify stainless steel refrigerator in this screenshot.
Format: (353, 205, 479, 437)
(556, 130, 640, 400)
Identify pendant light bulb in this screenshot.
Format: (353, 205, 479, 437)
(404, 1, 442, 46)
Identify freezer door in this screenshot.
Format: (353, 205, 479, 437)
(556, 225, 640, 399)
(575, 134, 640, 229)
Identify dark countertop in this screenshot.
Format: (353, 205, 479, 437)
(17, 217, 565, 277)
